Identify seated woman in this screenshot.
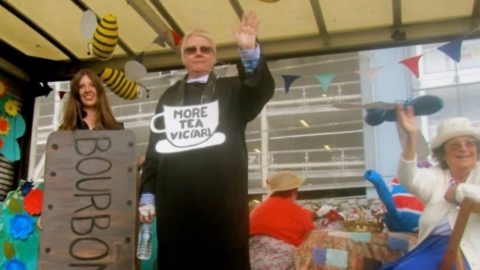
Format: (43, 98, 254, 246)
(249, 171, 315, 270)
(380, 104, 480, 270)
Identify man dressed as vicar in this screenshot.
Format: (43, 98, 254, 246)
(138, 11, 274, 269)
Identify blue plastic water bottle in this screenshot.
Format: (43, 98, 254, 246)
(137, 223, 152, 260)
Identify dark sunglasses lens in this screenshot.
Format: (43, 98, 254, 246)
(200, 46, 212, 53)
(184, 47, 197, 54)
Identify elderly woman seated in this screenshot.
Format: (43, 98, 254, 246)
(380, 104, 480, 270)
(249, 171, 315, 270)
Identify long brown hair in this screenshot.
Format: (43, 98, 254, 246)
(59, 69, 122, 131)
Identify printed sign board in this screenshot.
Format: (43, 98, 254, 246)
(38, 130, 138, 270)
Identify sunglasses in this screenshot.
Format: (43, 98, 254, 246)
(184, 46, 213, 55)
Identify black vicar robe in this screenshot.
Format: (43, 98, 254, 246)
(140, 56, 274, 270)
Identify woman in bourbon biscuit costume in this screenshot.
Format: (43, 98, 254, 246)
(379, 104, 480, 270)
(38, 69, 146, 229)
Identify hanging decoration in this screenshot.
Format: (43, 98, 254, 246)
(274, 24, 478, 93)
(152, 35, 167, 48)
(281, 75, 301, 94)
(80, 10, 97, 40)
(314, 74, 336, 92)
(356, 67, 384, 82)
(31, 81, 53, 98)
(171, 31, 183, 46)
(100, 68, 140, 100)
(124, 60, 147, 81)
(399, 55, 423, 78)
(79, 10, 186, 100)
(437, 37, 464, 63)
(82, 13, 120, 61)
(59, 91, 67, 100)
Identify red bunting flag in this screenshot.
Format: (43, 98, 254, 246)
(399, 55, 423, 78)
(171, 31, 183, 46)
(59, 91, 67, 100)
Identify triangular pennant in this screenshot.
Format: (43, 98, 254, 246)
(438, 37, 464, 63)
(171, 31, 183, 46)
(356, 66, 384, 82)
(59, 91, 67, 100)
(152, 35, 166, 48)
(314, 74, 336, 92)
(281, 75, 301, 94)
(32, 82, 53, 98)
(399, 55, 423, 78)
(135, 51, 145, 64)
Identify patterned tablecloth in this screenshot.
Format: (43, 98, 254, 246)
(295, 230, 418, 270)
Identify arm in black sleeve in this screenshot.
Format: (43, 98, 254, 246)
(139, 99, 164, 200)
(237, 55, 275, 123)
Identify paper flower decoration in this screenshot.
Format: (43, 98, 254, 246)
(20, 181, 34, 197)
(4, 258, 27, 270)
(23, 189, 43, 215)
(9, 213, 35, 240)
(0, 116, 10, 135)
(0, 136, 3, 151)
(0, 112, 26, 162)
(0, 81, 7, 98)
(4, 99, 18, 117)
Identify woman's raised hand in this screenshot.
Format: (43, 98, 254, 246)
(396, 103, 417, 137)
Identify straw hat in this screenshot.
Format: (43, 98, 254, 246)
(266, 171, 305, 197)
(431, 117, 480, 150)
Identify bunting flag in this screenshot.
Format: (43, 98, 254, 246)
(399, 55, 423, 78)
(171, 31, 183, 46)
(438, 37, 464, 63)
(59, 91, 67, 100)
(314, 74, 336, 92)
(356, 66, 384, 82)
(135, 51, 145, 64)
(32, 82, 53, 98)
(282, 75, 301, 94)
(152, 35, 166, 48)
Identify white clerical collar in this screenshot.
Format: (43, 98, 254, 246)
(186, 74, 209, 83)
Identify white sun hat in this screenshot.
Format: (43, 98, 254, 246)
(431, 117, 480, 150)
